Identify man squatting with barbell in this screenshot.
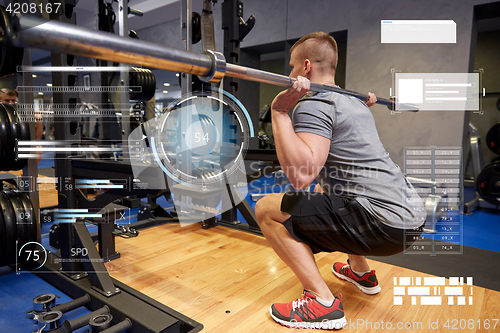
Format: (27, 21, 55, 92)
(255, 32, 426, 329)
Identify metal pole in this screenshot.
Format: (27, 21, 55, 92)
(180, 0, 193, 205)
(10, 15, 418, 111)
(118, 0, 130, 160)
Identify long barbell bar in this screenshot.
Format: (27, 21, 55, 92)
(10, 15, 418, 111)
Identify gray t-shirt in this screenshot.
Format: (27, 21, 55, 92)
(292, 91, 425, 229)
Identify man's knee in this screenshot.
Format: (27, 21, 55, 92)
(254, 194, 270, 223)
(255, 193, 282, 225)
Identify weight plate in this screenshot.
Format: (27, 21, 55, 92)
(15, 104, 29, 169)
(16, 191, 39, 270)
(5, 190, 27, 268)
(131, 68, 141, 100)
(18, 191, 39, 245)
(476, 161, 500, 205)
(146, 69, 156, 101)
(191, 12, 201, 44)
(127, 69, 135, 99)
(486, 123, 500, 155)
(0, 5, 23, 77)
(0, 104, 13, 171)
(142, 69, 149, 100)
(138, 69, 146, 101)
(3, 101, 19, 140)
(3, 103, 26, 170)
(0, 195, 6, 267)
(0, 6, 13, 77)
(176, 114, 219, 156)
(17, 104, 30, 168)
(142, 69, 151, 101)
(0, 191, 17, 266)
(129, 68, 139, 100)
(129, 68, 156, 101)
(17, 104, 31, 142)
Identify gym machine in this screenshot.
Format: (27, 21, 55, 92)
(1, 1, 202, 332)
(464, 122, 500, 213)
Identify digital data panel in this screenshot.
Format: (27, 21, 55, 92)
(395, 73, 480, 111)
(404, 147, 463, 255)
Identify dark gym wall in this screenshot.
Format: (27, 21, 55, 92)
(138, 0, 494, 167)
(259, 56, 287, 109)
(258, 0, 492, 168)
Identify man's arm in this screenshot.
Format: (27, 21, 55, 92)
(271, 76, 331, 189)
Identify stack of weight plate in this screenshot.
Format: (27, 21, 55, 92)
(129, 67, 156, 101)
(0, 190, 40, 268)
(0, 103, 30, 171)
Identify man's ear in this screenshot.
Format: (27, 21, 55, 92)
(304, 59, 311, 76)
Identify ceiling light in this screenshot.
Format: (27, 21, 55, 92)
(163, 90, 169, 94)
(32, 74, 37, 78)
(46, 83, 52, 87)
(175, 73, 179, 77)
(38, 92, 44, 95)
(164, 83, 170, 86)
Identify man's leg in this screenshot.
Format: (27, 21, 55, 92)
(312, 184, 371, 274)
(346, 254, 370, 272)
(255, 193, 334, 302)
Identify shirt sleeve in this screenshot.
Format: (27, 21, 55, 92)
(291, 99, 336, 140)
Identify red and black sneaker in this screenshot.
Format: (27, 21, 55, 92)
(270, 290, 346, 330)
(332, 260, 381, 295)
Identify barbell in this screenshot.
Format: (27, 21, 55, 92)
(9, 14, 419, 112)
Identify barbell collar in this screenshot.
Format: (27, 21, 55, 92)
(198, 49, 226, 83)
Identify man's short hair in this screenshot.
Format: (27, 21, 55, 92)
(290, 32, 338, 74)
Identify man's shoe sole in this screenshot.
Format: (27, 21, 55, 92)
(270, 308, 347, 330)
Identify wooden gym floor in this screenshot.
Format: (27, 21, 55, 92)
(106, 223, 500, 333)
(3, 170, 499, 331)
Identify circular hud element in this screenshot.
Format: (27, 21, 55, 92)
(152, 88, 253, 186)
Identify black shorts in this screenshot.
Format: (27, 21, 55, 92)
(281, 191, 420, 255)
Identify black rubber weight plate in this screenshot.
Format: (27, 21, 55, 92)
(146, 70, 156, 101)
(0, 195, 6, 267)
(0, 104, 13, 171)
(5, 190, 27, 268)
(129, 68, 140, 100)
(486, 123, 500, 155)
(0, 192, 17, 266)
(4, 104, 27, 169)
(0, 6, 14, 77)
(476, 162, 500, 205)
(16, 191, 38, 270)
(137, 69, 146, 100)
(18, 191, 39, 244)
(18, 105, 31, 143)
(3, 104, 25, 170)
